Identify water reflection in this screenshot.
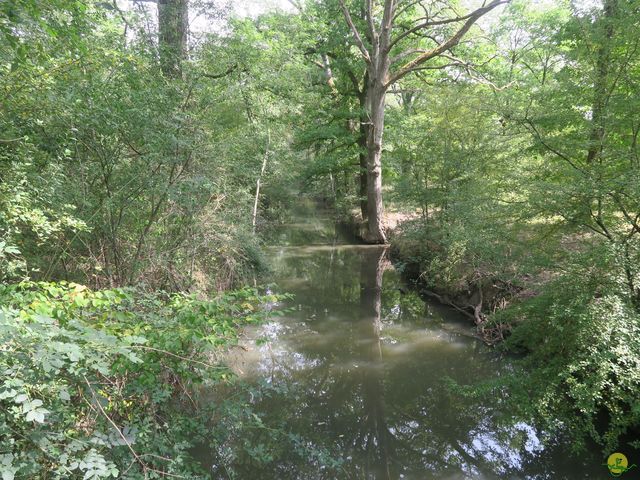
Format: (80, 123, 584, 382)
(359, 246, 395, 480)
(208, 214, 604, 479)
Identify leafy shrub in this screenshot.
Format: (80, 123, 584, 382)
(0, 281, 276, 479)
(498, 253, 640, 453)
(0, 141, 88, 283)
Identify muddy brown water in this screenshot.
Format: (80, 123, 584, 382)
(199, 207, 607, 479)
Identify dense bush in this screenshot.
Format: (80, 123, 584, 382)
(0, 281, 276, 479)
(496, 246, 640, 453)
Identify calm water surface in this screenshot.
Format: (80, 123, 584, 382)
(205, 207, 606, 479)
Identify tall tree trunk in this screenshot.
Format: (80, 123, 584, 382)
(158, 0, 188, 77)
(358, 89, 369, 222)
(338, 0, 507, 244)
(364, 81, 388, 244)
(585, 0, 617, 238)
(253, 129, 270, 232)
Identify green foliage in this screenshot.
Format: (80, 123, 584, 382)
(0, 281, 276, 479)
(0, 0, 276, 290)
(497, 245, 640, 452)
(387, 0, 640, 452)
(0, 140, 88, 282)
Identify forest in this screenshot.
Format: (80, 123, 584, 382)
(1, 0, 639, 478)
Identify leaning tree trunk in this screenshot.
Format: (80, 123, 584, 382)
(158, 0, 188, 78)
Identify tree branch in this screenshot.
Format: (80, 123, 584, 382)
(285, 0, 304, 12)
(379, 0, 398, 57)
(346, 68, 363, 94)
(390, 48, 427, 65)
(386, 0, 509, 86)
(366, 0, 377, 41)
(201, 63, 238, 80)
(524, 119, 587, 174)
(338, 0, 372, 64)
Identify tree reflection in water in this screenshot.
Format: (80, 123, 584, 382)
(360, 246, 394, 480)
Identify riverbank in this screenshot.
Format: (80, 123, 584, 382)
(339, 206, 640, 457)
(342, 208, 525, 344)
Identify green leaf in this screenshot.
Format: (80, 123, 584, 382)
(25, 408, 47, 423)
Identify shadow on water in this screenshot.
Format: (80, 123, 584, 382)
(201, 204, 607, 479)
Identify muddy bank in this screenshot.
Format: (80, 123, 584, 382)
(339, 208, 417, 243)
(335, 208, 543, 343)
(390, 223, 546, 343)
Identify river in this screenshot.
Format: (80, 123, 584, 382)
(200, 204, 606, 479)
